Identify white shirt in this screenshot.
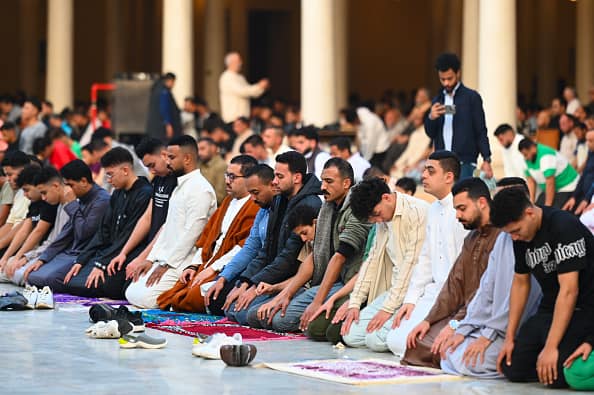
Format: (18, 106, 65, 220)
(267, 144, 292, 168)
(219, 70, 265, 123)
(6, 189, 30, 225)
(147, 169, 217, 269)
(305, 149, 331, 180)
(191, 194, 250, 271)
(501, 133, 527, 178)
(443, 83, 461, 151)
(402, 193, 469, 305)
(394, 125, 431, 173)
(566, 98, 581, 115)
(347, 152, 371, 182)
(356, 107, 386, 160)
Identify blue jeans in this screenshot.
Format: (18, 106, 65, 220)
(459, 162, 476, 180)
(225, 294, 270, 325)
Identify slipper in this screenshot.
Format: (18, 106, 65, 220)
(119, 333, 167, 349)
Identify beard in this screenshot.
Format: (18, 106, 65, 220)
(460, 215, 482, 230)
(168, 165, 184, 177)
(503, 142, 513, 149)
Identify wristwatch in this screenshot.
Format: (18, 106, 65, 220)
(483, 157, 492, 163)
(155, 260, 169, 268)
(448, 319, 460, 330)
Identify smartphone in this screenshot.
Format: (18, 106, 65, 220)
(444, 104, 456, 115)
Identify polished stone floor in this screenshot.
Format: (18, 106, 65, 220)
(0, 284, 565, 394)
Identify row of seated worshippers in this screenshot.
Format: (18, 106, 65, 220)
(1, 136, 593, 390)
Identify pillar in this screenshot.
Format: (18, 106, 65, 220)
(576, 0, 594, 103)
(301, 0, 336, 127)
(462, 0, 479, 90)
(334, 0, 348, 112)
(105, 0, 124, 81)
(46, 0, 73, 110)
(162, 0, 194, 106)
(203, 0, 225, 111)
(478, 0, 516, 178)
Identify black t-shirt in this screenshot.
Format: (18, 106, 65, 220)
(149, 175, 177, 241)
(514, 206, 594, 313)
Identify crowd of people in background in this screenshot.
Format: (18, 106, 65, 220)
(0, 51, 594, 390)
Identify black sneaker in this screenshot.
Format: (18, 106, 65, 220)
(89, 303, 117, 323)
(114, 305, 145, 332)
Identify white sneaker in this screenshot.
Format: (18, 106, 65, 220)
(35, 286, 54, 309)
(22, 285, 39, 309)
(192, 333, 243, 359)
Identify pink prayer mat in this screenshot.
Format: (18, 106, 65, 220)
(261, 359, 464, 385)
(146, 321, 306, 342)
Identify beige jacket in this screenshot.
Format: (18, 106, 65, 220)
(219, 70, 265, 122)
(348, 192, 428, 313)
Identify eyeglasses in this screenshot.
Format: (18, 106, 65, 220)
(224, 173, 245, 182)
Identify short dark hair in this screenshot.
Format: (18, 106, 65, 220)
(90, 127, 114, 141)
(60, 159, 93, 183)
(235, 116, 250, 126)
(230, 154, 258, 176)
(0, 121, 16, 131)
(163, 72, 176, 80)
(33, 137, 52, 155)
(168, 135, 198, 157)
(290, 125, 319, 142)
(339, 108, 358, 124)
(89, 138, 109, 153)
(362, 166, 387, 180)
(451, 177, 491, 203)
(350, 177, 390, 221)
(35, 166, 63, 185)
(276, 151, 307, 178)
(496, 177, 529, 195)
(242, 134, 265, 149)
(47, 127, 67, 141)
(428, 150, 461, 181)
(395, 177, 417, 195)
(136, 138, 165, 158)
(323, 157, 354, 186)
(553, 97, 568, 108)
(25, 97, 42, 113)
(435, 53, 461, 73)
(16, 165, 42, 188)
(518, 138, 536, 151)
(2, 151, 30, 168)
(244, 163, 274, 183)
(491, 187, 532, 228)
(287, 204, 319, 230)
(100, 147, 133, 168)
(329, 137, 352, 154)
(494, 123, 514, 137)
(198, 137, 216, 146)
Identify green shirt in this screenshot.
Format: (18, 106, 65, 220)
(525, 144, 578, 191)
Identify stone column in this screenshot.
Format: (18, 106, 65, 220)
(462, 0, 479, 89)
(478, 0, 516, 178)
(162, 0, 194, 106)
(301, 0, 336, 127)
(46, 0, 73, 110)
(203, 0, 225, 111)
(576, 0, 594, 103)
(334, 0, 348, 112)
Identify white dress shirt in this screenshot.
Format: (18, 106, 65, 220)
(348, 152, 371, 182)
(357, 107, 387, 160)
(501, 133, 527, 178)
(147, 169, 217, 269)
(219, 70, 265, 123)
(402, 193, 469, 305)
(443, 83, 461, 152)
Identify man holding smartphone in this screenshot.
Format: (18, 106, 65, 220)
(425, 53, 493, 180)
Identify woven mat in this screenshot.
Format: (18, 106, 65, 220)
(260, 358, 464, 385)
(147, 321, 305, 342)
(54, 293, 128, 307)
(141, 309, 223, 324)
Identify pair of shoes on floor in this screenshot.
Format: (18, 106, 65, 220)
(85, 319, 134, 339)
(119, 333, 168, 349)
(88, 304, 145, 332)
(22, 285, 54, 309)
(192, 333, 243, 359)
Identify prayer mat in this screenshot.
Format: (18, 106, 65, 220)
(261, 359, 464, 385)
(141, 309, 222, 325)
(54, 293, 129, 307)
(146, 321, 306, 342)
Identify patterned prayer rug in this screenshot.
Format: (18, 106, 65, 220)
(54, 293, 129, 307)
(141, 309, 222, 325)
(146, 321, 306, 342)
(261, 359, 464, 385)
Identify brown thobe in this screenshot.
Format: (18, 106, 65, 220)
(401, 224, 501, 368)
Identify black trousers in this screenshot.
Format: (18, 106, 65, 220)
(205, 280, 236, 316)
(501, 310, 594, 388)
(536, 191, 572, 209)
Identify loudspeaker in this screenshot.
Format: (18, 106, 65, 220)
(112, 73, 158, 137)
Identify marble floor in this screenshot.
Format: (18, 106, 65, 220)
(0, 284, 565, 395)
